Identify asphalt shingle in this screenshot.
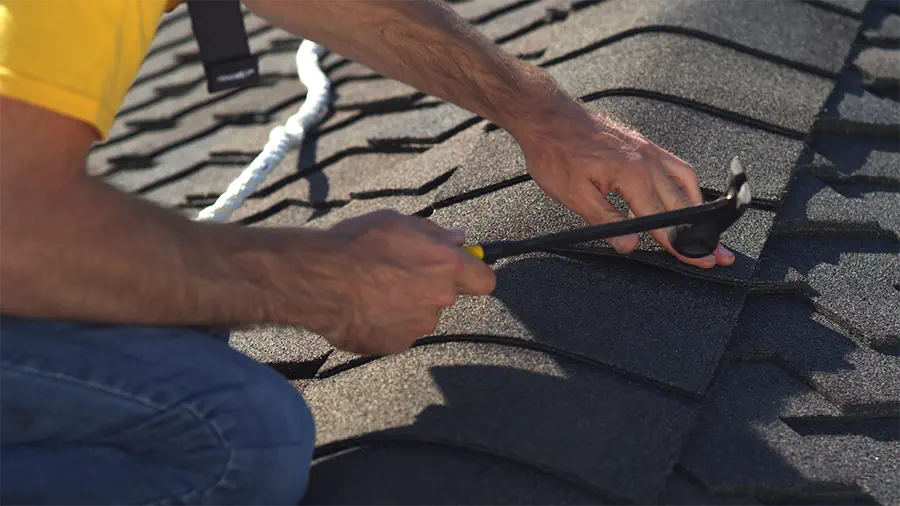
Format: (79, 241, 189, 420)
(305, 341, 698, 503)
(680, 361, 899, 505)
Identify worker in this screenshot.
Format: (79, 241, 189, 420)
(0, 0, 735, 503)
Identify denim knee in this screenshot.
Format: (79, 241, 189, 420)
(186, 361, 317, 506)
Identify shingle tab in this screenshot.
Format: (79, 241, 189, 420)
(779, 174, 899, 233)
(304, 442, 607, 505)
(537, 0, 860, 73)
(807, 135, 900, 181)
(680, 362, 900, 505)
(305, 341, 698, 503)
(729, 294, 900, 411)
(854, 46, 900, 80)
(323, 253, 747, 394)
(755, 234, 900, 351)
(546, 32, 835, 133)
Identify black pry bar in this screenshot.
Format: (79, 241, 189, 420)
(471, 157, 752, 264)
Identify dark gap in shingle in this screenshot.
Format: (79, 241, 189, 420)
(544, 247, 748, 288)
(208, 151, 260, 164)
(873, 338, 899, 355)
(246, 145, 429, 199)
(348, 167, 458, 199)
(862, 34, 900, 48)
(467, 0, 541, 25)
(104, 74, 283, 150)
(781, 415, 900, 441)
(771, 220, 897, 238)
(430, 173, 533, 211)
(130, 24, 277, 89)
(539, 26, 839, 80)
(494, 19, 547, 45)
(103, 86, 329, 174)
(232, 199, 349, 225)
(725, 352, 841, 404)
(483, 86, 813, 139)
(115, 55, 338, 120)
(738, 289, 893, 358)
(133, 160, 238, 196)
(105, 155, 157, 171)
(122, 118, 178, 131)
(311, 435, 630, 505)
(267, 351, 332, 380)
(516, 48, 547, 60)
(579, 89, 809, 140)
(747, 281, 813, 295)
(218, 156, 447, 224)
(813, 118, 900, 138)
(755, 487, 877, 506)
(313, 96, 445, 139)
(854, 69, 900, 99)
(332, 92, 428, 112)
(802, 0, 867, 20)
(317, 334, 703, 401)
(366, 115, 485, 147)
(214, 112, 272, 125)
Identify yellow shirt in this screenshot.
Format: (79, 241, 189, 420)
(0, 0, 182, 140)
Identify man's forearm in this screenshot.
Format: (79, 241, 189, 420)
(0, 171, 321, 327)
(244, 0, 575, 139)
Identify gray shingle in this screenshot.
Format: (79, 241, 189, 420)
(854, 46, 900, 80)
(680, 362, 900, 505)
(755, 234, 900, 351)
(322, 252, 746, 394)
(305, 341, 698, 503)
(304, 442, 607, 505)
(546, 32, 836, 133)
(807, 134, 900, 181)
(779, 174, 900, 234)
(729, 294, 900, 411)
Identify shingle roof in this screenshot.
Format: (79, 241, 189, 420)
(87, 0, 900, 503)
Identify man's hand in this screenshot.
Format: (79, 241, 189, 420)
(294, 210, 495, 356)
(513, 99, 735, 270)
(244, 0, 734, 269)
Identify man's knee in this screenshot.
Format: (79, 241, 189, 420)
(190, 356, 317, 505)
(0, 317, 316, 505)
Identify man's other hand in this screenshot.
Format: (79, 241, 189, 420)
(513, 98, 735, 270)
(298, 210, 495, 356)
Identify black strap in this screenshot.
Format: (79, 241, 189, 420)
(186, 0, 260, 93)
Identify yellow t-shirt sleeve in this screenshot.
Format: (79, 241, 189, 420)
(0, 0, 183, 140)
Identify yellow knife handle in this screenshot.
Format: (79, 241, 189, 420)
(463, 244, 485, 260)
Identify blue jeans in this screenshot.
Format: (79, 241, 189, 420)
(0, 316, 316, 505)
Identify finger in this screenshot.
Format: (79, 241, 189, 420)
(410, 217, 466, 245)
(618, 177, 717, 269)
(571, 182, 639, 253)
(661, 156, 703, 205)
(453, 248, 497, 296)
(661, 157, 735, 266)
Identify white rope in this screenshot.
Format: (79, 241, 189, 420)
(195, 40, 332, 222)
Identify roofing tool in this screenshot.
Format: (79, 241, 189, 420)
(464, 157, 752, 264)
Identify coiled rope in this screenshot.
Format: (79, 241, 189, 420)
(195, 40, 332, 222)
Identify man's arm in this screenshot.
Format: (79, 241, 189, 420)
(0, 96, 494, 354)
(244, 0, 735, 268)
